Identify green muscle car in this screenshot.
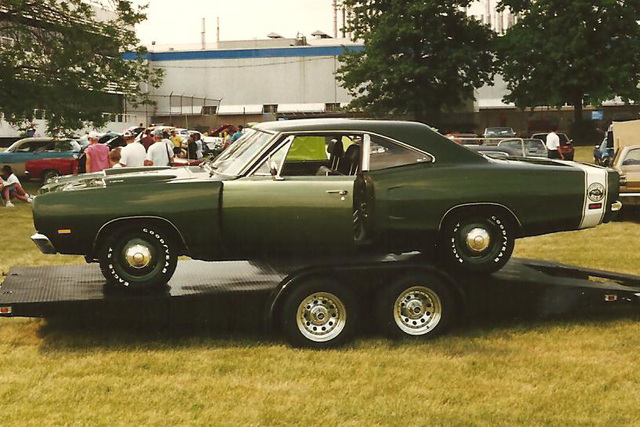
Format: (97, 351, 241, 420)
(31, 119, 622, 289)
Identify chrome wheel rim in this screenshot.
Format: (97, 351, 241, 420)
(393, 286, 442, 336)
(124, 241, 153, 269)
(465, 227, 491, 253)
(296, 292, 347, 342)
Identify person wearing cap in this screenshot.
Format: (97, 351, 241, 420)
(145, 129, 174, 166)
(85, 131, 110, 173)
(119, 130, 146, 168)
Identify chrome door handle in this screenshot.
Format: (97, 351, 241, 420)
(326, 189, 349, 196)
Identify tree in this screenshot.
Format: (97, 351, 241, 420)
(336, 0, 495, 125)
(0, 0, 163, 133)
(496, 0, 640, 125)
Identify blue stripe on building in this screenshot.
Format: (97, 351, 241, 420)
(123, 45, 364, 61)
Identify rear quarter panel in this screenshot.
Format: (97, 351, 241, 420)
(369, 160, 587, 251)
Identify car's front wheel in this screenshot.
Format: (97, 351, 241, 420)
(99, 225, 178, 290)
(440, 211, 514, 274)
(42, 169, 61, 183)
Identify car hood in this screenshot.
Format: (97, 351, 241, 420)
(39, 166, 223, 194)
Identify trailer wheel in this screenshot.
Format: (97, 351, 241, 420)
(377, 273, 455, 339)
(281, 278, 358, 348)
(440, 211, 514, 274)
(99, 225, 177, 290)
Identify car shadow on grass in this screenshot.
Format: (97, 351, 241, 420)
(31, 300, 640, 352)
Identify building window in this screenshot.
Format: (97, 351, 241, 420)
(325, 103, 341, 112)
(202, 105, 217, 115)
(263, 104, 278, 114)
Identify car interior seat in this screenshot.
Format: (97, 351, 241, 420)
(316, 138, 344, 176)
(339, 144, 360, 175)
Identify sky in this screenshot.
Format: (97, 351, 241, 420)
(132, 0, 339, 47)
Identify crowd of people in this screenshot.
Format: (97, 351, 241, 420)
(2, 123, 246, 208)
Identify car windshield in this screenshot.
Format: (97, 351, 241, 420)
(209, 129, 274, 176)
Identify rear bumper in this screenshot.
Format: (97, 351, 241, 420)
(31, 233, 57, 254)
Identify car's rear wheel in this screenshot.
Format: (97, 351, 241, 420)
(440, 211, 514, 274)
(377, 273, 455, 339)
(99, 225, 177, 290)
(281, 278, 358, 348)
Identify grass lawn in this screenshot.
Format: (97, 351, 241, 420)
(3, 159, 640, 425)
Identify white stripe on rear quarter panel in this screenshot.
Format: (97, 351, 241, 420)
(564, 162, 608, 228)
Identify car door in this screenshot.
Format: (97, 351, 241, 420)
(221, 133, 357, 259)
(355, 134, 436, 250)
(619, 147, 640, 194)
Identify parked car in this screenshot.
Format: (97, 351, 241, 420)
(497, 138, 548, 158)
(531, 132, 575, 161)
(0, 138, 84, 176)
(26, 157, 79, 182)
(483, 127, 516, 138)
(445, 132, 479, 144)
(613, 145, 640, 205)
(594, 126, 614, 166)
(31, 119, 621, 290)
(464, 144, 519, 159)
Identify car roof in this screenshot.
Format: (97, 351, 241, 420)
(254, 119, 484, 164)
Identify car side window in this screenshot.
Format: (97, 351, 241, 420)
(18, 140, 51, 152)
(525, 139, 546, 155)
(368, 135, 430, 171)
(498, 139, 522, 152)
(622, 149, 640, 166)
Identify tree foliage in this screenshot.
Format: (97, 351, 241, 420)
(337, 0, 495, 124)
(496, 0, 640, 123)
(0, 0, 163, 133)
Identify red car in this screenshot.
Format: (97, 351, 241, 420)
(531, 132, 575, 161)
(25, 157, 79, 182)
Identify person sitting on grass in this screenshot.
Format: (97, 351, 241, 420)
(1, 165, 33, 208)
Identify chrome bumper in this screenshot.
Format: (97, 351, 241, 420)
(31, 233, 57, 254)
(611, 201, 623, 212)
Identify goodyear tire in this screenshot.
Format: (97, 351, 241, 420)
(377, 273, 455, 340)
(281, 278, 358, 349)
(99, 225, 177, 290)
(441, 211, 514, 274)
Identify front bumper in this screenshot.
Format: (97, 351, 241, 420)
(31, 233, 57, 254)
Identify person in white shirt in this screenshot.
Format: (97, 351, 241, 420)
(546, 127, 564, 160)
(1, 165, 32, 208)
(119, 131, 146, 167)
(145, 129, 174, 166)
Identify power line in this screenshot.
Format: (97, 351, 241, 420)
(151, 56, 336, 70)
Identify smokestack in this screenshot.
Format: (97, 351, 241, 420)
(216, 16, 220, 42)
(485, 0, 491, 27)
(201, 18, 206, 49)
(333, 0, 338, 39)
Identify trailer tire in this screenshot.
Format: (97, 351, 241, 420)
(99, 224, 177, 291)
(281, 278, 358, 349)
(377, 273, 455, 340)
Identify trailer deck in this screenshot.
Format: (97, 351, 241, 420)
(2, 256, 639, 325)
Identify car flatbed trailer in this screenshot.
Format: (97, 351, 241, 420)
(1, 255, 640, 347)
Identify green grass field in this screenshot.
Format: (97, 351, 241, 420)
(3, 147, 640, 425)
